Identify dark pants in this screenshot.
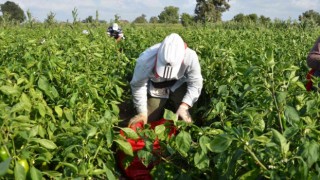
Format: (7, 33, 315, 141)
(147, 83, 187, 122)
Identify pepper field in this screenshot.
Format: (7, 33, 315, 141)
(1, 22, 320, 179)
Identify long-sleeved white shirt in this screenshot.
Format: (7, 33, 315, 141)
(130, 43, 203, 113)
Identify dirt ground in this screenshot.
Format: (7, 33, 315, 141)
(118, 100, 135, 127)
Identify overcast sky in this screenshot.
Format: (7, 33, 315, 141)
(1, 0, 320, 22)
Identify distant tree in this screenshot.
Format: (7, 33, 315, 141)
(259, 15, 271, 24)
(0, 1, 26, 23)
(232, 13, 246, 22)
(133, 14, 147, 23)
(247, 13, 258, 23)
(119, 19, 130, 24)
(181, 13, 194, 27)
(149, 16, 158, 23)
(158, 6, 179, 23)
(83, 15, 94, 23)
(299, 10, 320, 25)
(114, 14, 120, 23)
(44, 11, 57, 25)
(195, 0, 230, 23)
(232, 13, 271, 24)
(98, 20, 107, 23)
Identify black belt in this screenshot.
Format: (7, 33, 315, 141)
(151, 80, 177, 88)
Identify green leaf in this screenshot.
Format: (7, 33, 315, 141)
(155, 124, 165, 136)
(271, 129, 286, 146)
(254, 118, 265, 132)
(114, 139, 133, 156)
(295, 81, 306, 90)
(266, 49, 275, 67)
(106, 126, 114, 148)
(144, 139, 153, 152)
(283, 142, 290, 156)
(271, 129, 289, 155)
(38, 75, 50, 94)
(0, 85, 20, 96)
(63, 108, 74, 122)
(284, 105, 300, 124)
(57, 162, 78, 173)
(163, 109, 178, 121)
(87, 126, 97, 139)
(38, 125, 46, 138)
(306, 100, 316, 113)
(215, 102, 226, 113)
(55, 106, 63, 118)
(37, 103, 46, 117)
(239, 168, 260, 180)
(38, 75, 58, 100)
(283, 126, 299, 139)
(20, 93, 32, 112)
(92, 169, 106, 175)
(105, 165, 116, 180)
(30, 138, 57, 149)
(29, 125, 39, 138)
(14, 161, 26, 180)
(137, 150, 154, 167)
(120, 128, 140, 140)
(208, 134, 233, 153)
(41, 171, 62, 178)
(111, 103, 119, 115)
(218, 85, 228, 96)
(252, 135, 270, 144)
(10, 102, 27, 113)
(69, 92, 78, 108)
(199, 135, 210, 153)
(30, 166, 42, 180)
(10, 93, 32, 113)
(94, 53, 102, 58)
(276, 92, 287, 104)
(115, 85, 123, 97)
(301, 140, 319, 168)
(50, 86, 59, 99)
(175, 131, 191, 157)
(194, 150, 209, 170)
(13, 115, 30, 122)
(0, 158, 11, 176)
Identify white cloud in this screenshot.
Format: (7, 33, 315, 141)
(290, 0, 320, 10)
(223, 0, 320, 21)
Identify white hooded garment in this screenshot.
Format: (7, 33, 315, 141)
(130, 35, 203, 114)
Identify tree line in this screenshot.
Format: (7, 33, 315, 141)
(1, 0, 320, 27)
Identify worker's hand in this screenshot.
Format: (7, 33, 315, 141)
(128, 112, 148, 127)
(176, 104, 192, 123)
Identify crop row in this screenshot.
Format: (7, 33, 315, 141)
(0, 24, 320, 179)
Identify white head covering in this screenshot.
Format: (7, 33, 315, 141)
(156, 33, 185, 79)
(112, 23, 119, 30)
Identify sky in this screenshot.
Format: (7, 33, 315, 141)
(1, 0, 320, 23)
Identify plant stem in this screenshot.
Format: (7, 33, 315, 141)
(245, 146, 267, 170)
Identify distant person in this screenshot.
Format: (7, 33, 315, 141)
(306, 37, 320, 91)
(106, 23, 124, 42)
(128, 33, 203, 126)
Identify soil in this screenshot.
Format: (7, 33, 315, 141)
(118, 99, 136, 127)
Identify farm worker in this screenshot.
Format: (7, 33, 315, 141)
(106, 23, 125, 42)
(306, 37, 320, 90)
(129, 33, 203, 127)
